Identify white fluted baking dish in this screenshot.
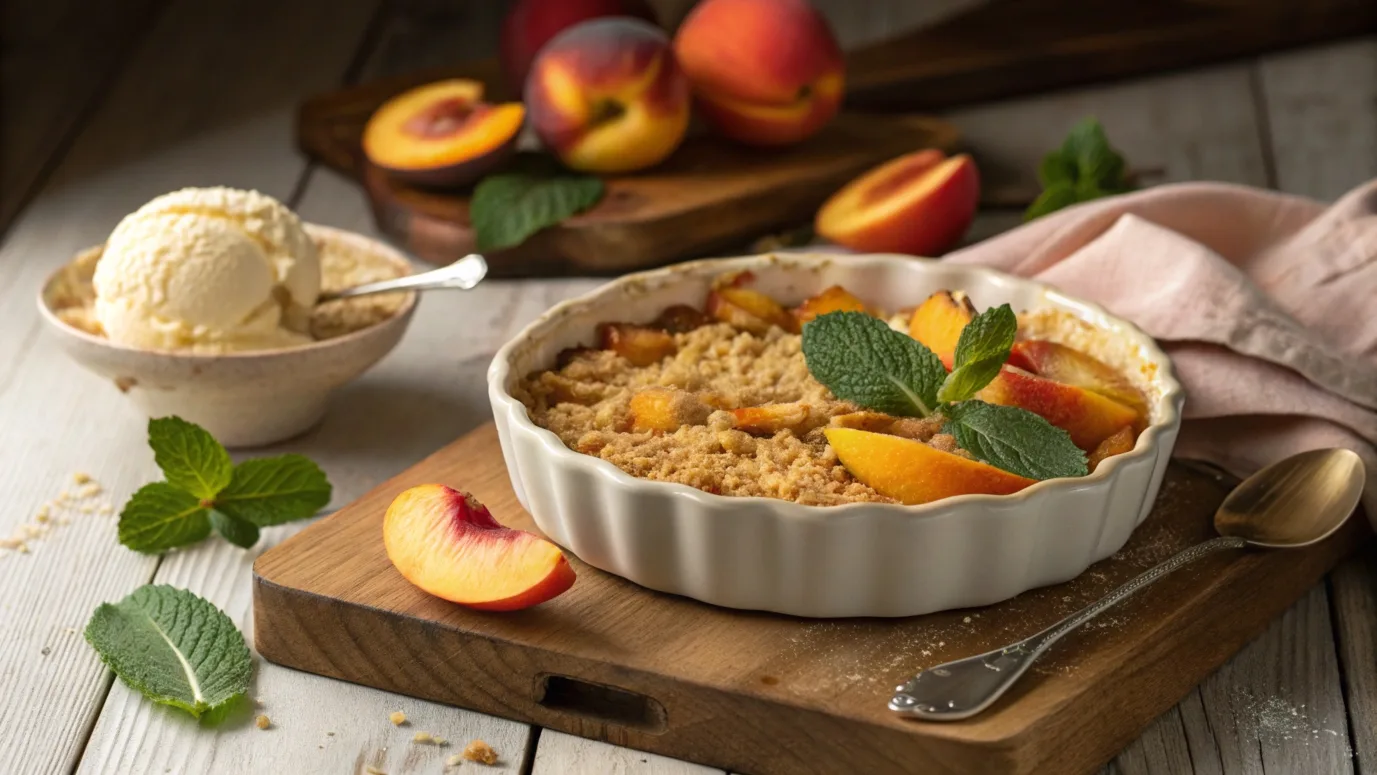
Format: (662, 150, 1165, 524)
(488, 253, 1182, 617)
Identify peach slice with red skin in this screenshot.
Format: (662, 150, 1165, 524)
(816, 150, 980, 256)
(525, 18, 690, 173)
(597, 322, 677, 366)
(383, 484, 575, 610)
(674, 0, 844, 146)
(1007, 340, 1149, 426)
(908, 290, 976, 369)
(979, 366, 1141, 452)
(499, 0, 656, 90)
(825, 428, 1034, 505)
(363, 80, 525, 188)
(792, 285, 872, 326)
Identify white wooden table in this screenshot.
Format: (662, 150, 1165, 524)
(3, 1, 1375, 772)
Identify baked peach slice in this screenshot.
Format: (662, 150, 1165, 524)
(1008, 340, 1149, 425)
(597, 322, 677, 366)
(363, 80, 525, 187)
(825, 428, 1034, 505)
(979, 366, 1141, 451)
(730, 402, 812, 435)
(792, 285, 872, 326)
(383, 484, 575, 610)
(908, 290, 975, 369)
(706, 274, 797, 334)
(651, 304, 713, 333)
(629, 387, 712, 432)
(1088, 425, 1136, 472)
(816, 150, 980, 256)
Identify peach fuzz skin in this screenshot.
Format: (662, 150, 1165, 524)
(499, 0, 656, 90)
(362, 79, 525, 188)
(825, 428, 1034, 505)
(816, 150, 980, 256)
(674, 0, 843, 146)
(525, 18, 689, 173)
(979, 366, 1141, 452)
(383, 484, 575, 611)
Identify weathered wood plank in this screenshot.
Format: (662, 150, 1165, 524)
(532, 731, 726, 775)
(1257, 37, 1377, 201)
(0, 0, 166, 233)
(1330, 549, 1377, 775)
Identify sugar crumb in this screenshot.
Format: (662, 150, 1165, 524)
(389, 710, 406, 726)
(255, 714, 271, 730)
(73, 472, 91, 485)
(413, 731, 444, 745)
(462, 739, 498, 765)
(366, 767, 387, 775)
(445, 753, 464, 768)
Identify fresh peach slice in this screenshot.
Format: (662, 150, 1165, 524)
(383, 485, 575, 610)
(730, 402, 811, 435)
(792, 285, 872, 326)
(825, 428, 1034, 505)
(1007, 340, 1149, 424)
(908, 290, 975, 369)
(363, 79, 525, 187)
(597, 322, 677, 366)
(1088, 425, 1136, 471)
(706, 286, 798, 334)
(979, 366, 1141, 451)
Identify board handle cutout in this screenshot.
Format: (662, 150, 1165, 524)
(536, 674, 668, 733)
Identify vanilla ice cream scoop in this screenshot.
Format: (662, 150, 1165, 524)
(93, 187, 321, 353)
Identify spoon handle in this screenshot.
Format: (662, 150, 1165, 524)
(319, 254, 488, 302)
(890, 534, 1249, 720)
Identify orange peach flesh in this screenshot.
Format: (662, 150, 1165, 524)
(363, 80, 525, 170)
(383, 484, 575, 611)
(526, 19, 689, 173)
(1089, 425, 1136, 471)
(1008, 340, 1150, 425)
(793, 285, 872, 325)
(908, 290, 976, 369)
(979, 366, 1142, 452)
(826, 428, 1034, 505)
(816, 152, 980, 255)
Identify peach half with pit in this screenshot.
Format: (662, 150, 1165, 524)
(383, 484, 575, 610)
(825, 427, 1034, 505)
(674, 0, 844, 146)
(816, 150, 980, 256)
(525, 18, 690, 173)
(362, 80, 525, 188)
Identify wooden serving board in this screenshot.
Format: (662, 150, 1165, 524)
(253, 423, 1368, 775)
(296, 62, 959, 275)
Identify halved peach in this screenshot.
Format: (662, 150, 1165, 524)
(793, 285, 872, 326)
(363, 80, 525, 188)
(979, 366, 1141, 451)
(730, 402, 811, 435)
(597, 322, 677, 366)
(815, 150, 979, 255)
(825, 428, 1034, 505)
(383, 484, 575, 610)
(1008, 340, 1149, 425)
(1088, 425, 1136, 471)
(908, 290, 975, 369)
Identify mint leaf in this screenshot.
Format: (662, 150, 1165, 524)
(118, 482, 211, 554)
(939, 304, 1017, 403)
(215, 455, 332, 527)
(947, 402, 1088, 480)
(1026, 118, 1133, 221)
(148, 417, 232, 500)
(1025, 181, 1079, 221)
(85, 585, 252, 720)
(209, 510, 259, 549)
(1038, 152, 1076, 187)
(802, 311, 946, 417)
(471, 156, 603, 251)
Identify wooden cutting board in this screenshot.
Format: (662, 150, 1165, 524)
(296, 61, 959, 275)
(253, 423, 1367, 775)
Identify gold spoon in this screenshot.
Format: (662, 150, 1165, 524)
(316, 254, 487, 303)
(890, 448, 1366, 721)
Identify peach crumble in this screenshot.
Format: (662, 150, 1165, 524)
(516, 273, 1150, 506)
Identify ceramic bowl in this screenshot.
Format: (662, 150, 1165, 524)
(489, 252, 1183, 618)
(37, 224, 417, 447)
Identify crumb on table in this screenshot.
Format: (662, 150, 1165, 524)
(462, 739, 499, 765)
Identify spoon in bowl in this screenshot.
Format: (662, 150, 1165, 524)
(317, 253, 488, 302)
(889, 447, 1367, 721)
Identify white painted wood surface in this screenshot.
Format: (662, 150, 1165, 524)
(1, 0, 1374, 771)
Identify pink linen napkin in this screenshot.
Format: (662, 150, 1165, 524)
(945, 180, 1377, 524)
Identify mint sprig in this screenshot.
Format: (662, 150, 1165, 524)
(471, 154, 604, 251)
(1026, 117, 1133, 221)
(85, 584, 251, 720)
(118, 417, 332, 553)
(802, 307, 1087, 480)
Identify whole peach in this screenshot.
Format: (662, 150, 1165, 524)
(525, 18, 690, 173)
(499, 0, 656, 91)
(674, 0, 844, 146)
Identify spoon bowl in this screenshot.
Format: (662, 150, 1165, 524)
(1214, 448, 1365, 548)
